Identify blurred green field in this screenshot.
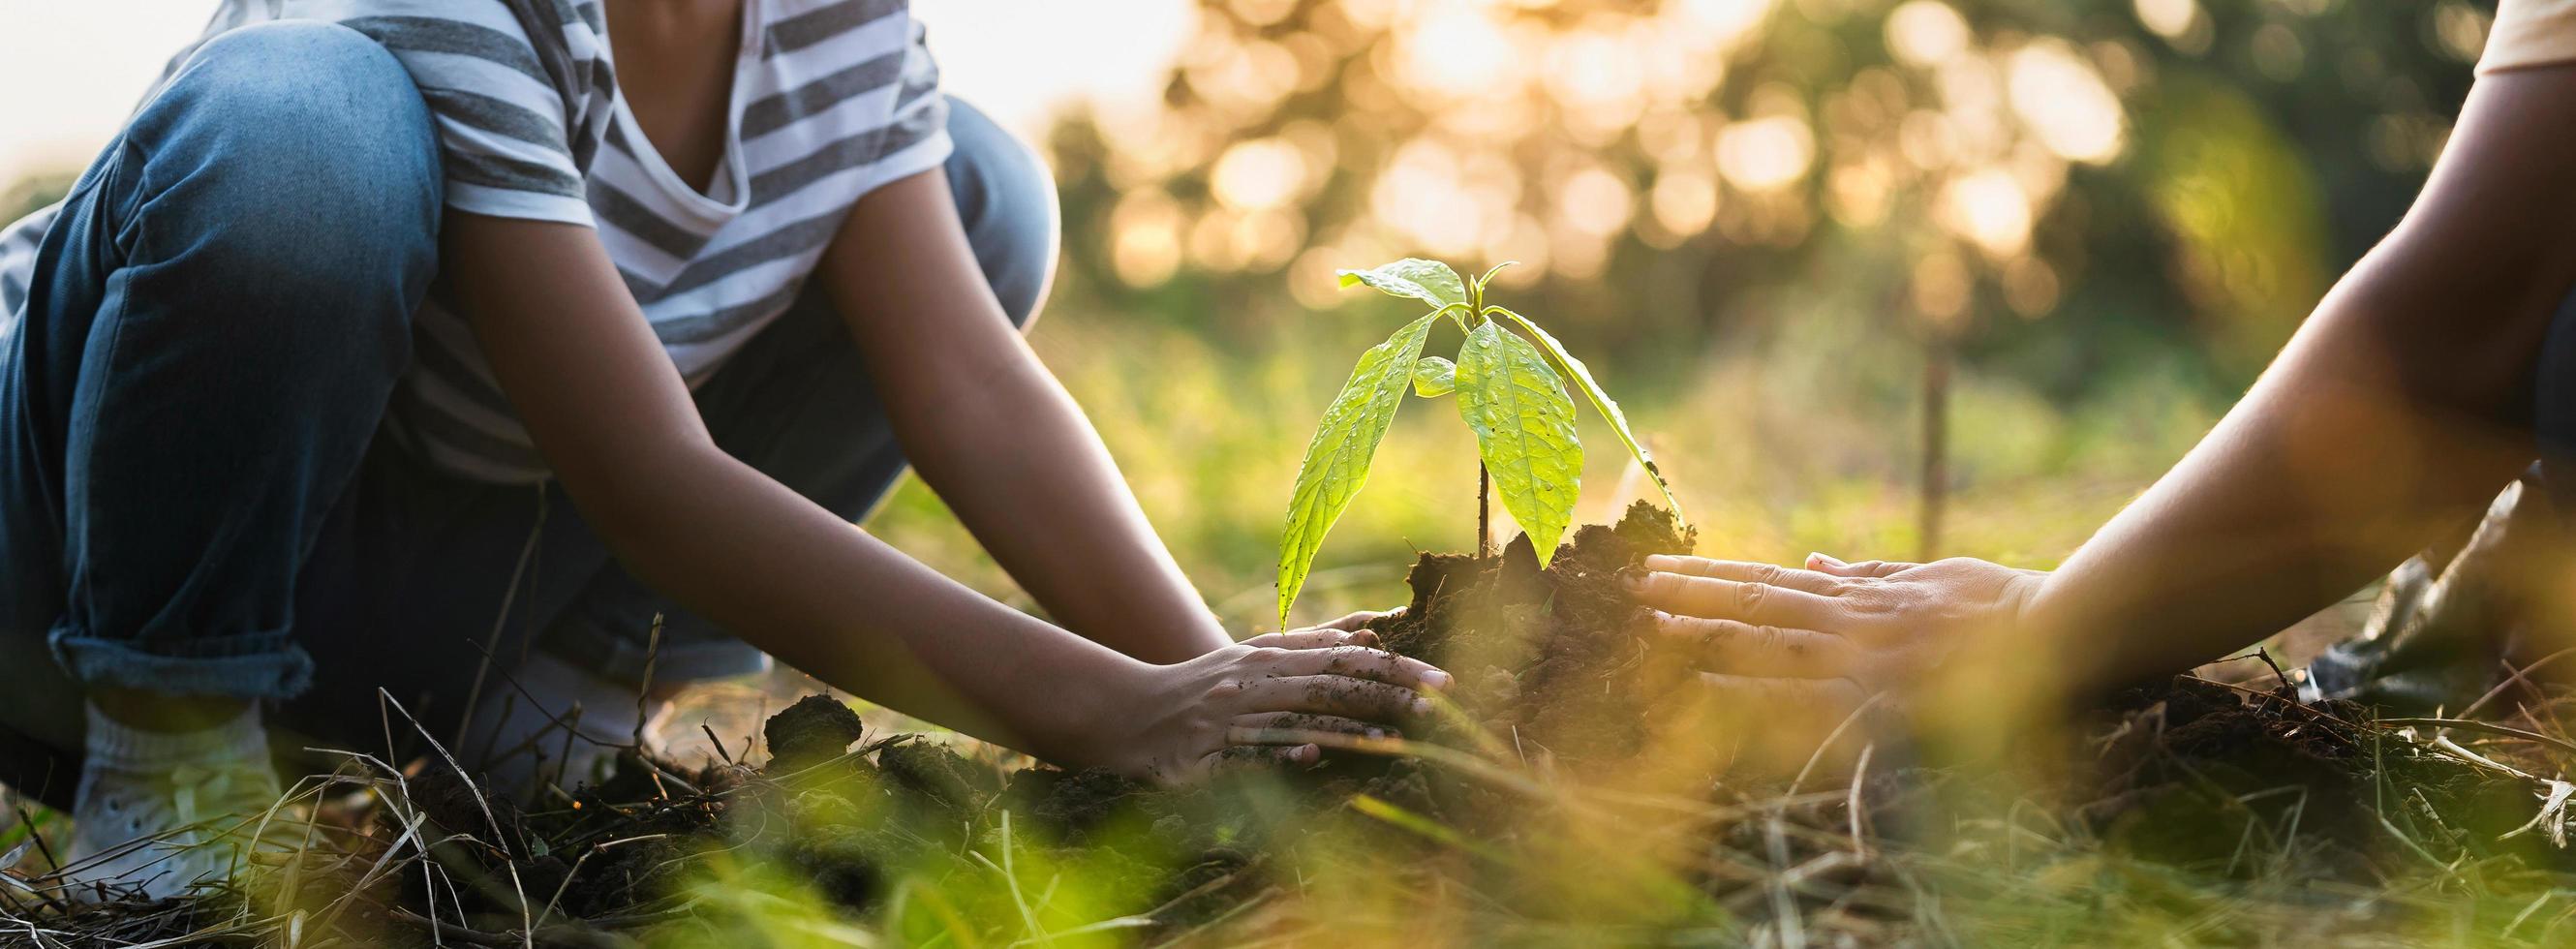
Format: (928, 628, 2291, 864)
(868, 284, 2227, 635)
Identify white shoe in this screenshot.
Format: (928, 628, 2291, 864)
(65, 704, 288, 900)
(463, 651, 671, 799)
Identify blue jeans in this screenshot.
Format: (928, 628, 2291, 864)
(0, 22, 1058, 802)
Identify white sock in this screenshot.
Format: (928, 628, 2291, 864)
(83, 702, 268, 773)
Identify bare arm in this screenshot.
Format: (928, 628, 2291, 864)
(440, 205, 1444, 781)
(818, 170, 1228, 662)
(1624, 67, 2576, 745)
(2026, 67, 2576, 689)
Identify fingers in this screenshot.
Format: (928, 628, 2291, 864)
(1642, 555, 1844, 595)
(1243, 627, 1381, 650)
(1274, 645, 1451, 690)
(1630, 570, 1841, 628)
(1648, 612, 1861, 679)
(1806, 552, 1913, 578)
(1224, 712, 1397, 746)
(1198, 743, 1319, 779)
(1241, 675, 1430, 720)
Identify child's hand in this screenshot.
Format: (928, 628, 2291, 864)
(1095, 612, 1448, 785)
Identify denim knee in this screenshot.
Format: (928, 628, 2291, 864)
(943, 99, 1058, 331)
(34, 21, 442, 701)
(138, 20, 443, 336)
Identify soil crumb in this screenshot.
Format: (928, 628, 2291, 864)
(764, 693, 868, 771)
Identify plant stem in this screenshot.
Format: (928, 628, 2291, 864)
(1917, 337, 1951, 562)
(1478, 463, 1491, 558)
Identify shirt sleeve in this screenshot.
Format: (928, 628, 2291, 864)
(314, 0, 606, 226)
(854, 16, 954, 194)
(2481, 0, 2576, 74)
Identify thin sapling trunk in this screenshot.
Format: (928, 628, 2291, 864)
(1479, 463, 1492, 557)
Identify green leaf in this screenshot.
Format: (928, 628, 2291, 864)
(1455, 321, 1582, 566)
(1337, 259, 1468, 314)
(1278, 313, 1440, 622)
(1412, 356, 1457, 398)
(1487, 306, 1685, 525)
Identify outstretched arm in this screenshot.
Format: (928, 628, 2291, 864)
(2021, 65, 2576, 690)
(441, 199, 1445, 782)
(817, 170, 1229, 662)
(1627, 65, 2576, 733)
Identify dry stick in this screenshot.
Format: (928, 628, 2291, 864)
(2459, 645, 2576, 720)
(2380, 718, 2576, 756)
(379, 689, 511, 859)
(633, 616, 669, 803)
(1847, 744, 1877, 861)
(1788, 694, 1886, 797)
(701, 724, 733, 765)
(452, 494, 551, 753)
(14, 808, 60, 883)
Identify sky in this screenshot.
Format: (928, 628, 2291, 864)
(0, 0, 1195, 187)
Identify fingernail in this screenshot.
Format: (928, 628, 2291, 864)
(1642, 555, 1680, 569)
(1354, 629, 1381, 645)
(1411, 696, 1434, 716)
(1809, 552, 1847, 568)
(1421, 669, 1453, 691)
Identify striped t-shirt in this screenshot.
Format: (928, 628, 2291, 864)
(0, 0, 951, 483)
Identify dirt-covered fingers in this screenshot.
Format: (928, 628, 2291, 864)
(1224, 712, 1398, 748)
(1273, 645, 1451, 691)
(1196, 743, 1319, 779)
(1241, 675, 1430, 721)
(1629, 569, 1843, 629)
(1642, 555, 1845, 594)
(1242, 627, 1381, 650)
(1649, 613, 1861, 678)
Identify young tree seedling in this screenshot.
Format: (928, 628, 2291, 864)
(1275, 258, 1686, 623)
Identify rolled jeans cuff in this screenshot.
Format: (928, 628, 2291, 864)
(49, 624, 315, 700)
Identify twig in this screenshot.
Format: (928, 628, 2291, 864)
(2381, 718, 2576, 756)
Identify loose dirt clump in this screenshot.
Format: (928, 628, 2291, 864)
(764, 692, 869, 771)
(1373, 500, 1697, 761)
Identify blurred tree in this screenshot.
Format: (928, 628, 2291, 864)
(1041, 0, 2486, 553)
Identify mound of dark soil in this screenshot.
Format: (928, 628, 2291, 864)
(1373, 501, 1697, 760)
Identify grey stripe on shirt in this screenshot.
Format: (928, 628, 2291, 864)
(659, 209, 844, 297)
(588, 179, 718, 260)
(767, 0, 904, 55)
(740, 49, 905, 139)
(651, 280, 804, 346)
(337, 15, 555, 86)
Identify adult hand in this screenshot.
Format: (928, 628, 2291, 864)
(1097, 611, 1448, 785)
(1630, 554, 2045, 769)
